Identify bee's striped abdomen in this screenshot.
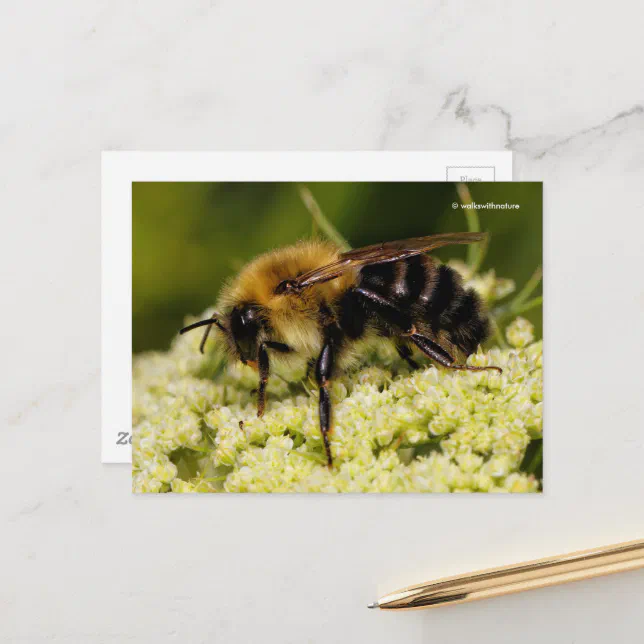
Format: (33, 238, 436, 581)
(360, 255, 428, 306)
(359, 255, 489, 355)
(419, 260, 489, 355)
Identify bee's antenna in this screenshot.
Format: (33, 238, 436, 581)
(179, 317, 226, 334)
(179, 315, 227, 354)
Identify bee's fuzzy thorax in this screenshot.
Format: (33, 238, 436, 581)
(218, 240, 356, 357)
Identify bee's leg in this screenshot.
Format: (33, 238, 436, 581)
(395, 340, 419, 370)
(255, 342, 294, 414)
(256, 343, 270, 417)
(409, 333, 502, 374)
(315, 325, 343, 468)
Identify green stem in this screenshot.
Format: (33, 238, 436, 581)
(493, 268, 543, 325)
(455, 183, 486, 271)
(514, 295, 543, 316)
(494, 294, 543, 325)
(491, 319, 509, 349)
(525, 443, 543, 475)
(513, 266, 542, 310)
(298, 185, 351, 251)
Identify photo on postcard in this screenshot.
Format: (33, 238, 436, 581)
(132, 181, 542, 493)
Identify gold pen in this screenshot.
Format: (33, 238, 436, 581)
(369, 538, 644, 611)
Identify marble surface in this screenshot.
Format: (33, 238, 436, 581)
(2, 1, 643, 642)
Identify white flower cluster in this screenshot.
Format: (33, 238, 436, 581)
(133, 308, 542, 493)
(448, 260, 516, 303)
(505, 316, 535, 348)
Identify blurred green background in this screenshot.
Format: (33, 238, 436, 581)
(133, 182, 542, 353)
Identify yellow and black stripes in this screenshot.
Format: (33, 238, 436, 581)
(355, 256, 489, 356)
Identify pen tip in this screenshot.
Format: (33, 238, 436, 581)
(367, 602, 379, 609)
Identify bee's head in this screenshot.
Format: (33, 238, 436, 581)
(179, 302, 264, 364)
(227, 303, 263, 365)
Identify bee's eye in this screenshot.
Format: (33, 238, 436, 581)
(230, 304, 262, 362)
(240, 306, 257, 326)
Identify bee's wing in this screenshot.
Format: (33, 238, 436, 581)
(293, 232, 487, 289)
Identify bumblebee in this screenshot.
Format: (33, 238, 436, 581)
(180, 232, 501, 466)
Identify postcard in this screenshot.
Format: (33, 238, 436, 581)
(103, 153, 544, 494)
